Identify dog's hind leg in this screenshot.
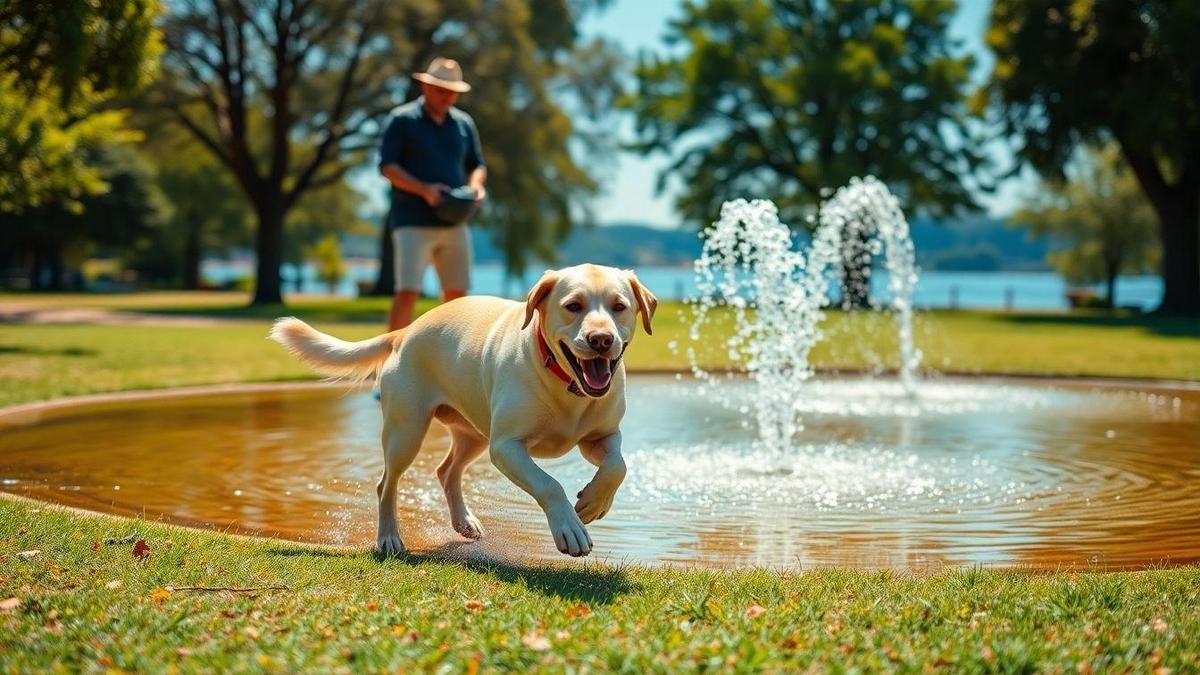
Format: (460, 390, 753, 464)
(436, 427, 487, 540)
(375, 409, 432, 557)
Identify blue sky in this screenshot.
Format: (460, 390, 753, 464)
(579, 0, 1034, 226)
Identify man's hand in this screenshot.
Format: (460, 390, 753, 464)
(471, 185, 487, 205)
(421, 183, 449, 207)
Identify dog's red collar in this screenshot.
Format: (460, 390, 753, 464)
(535, 319, 585, 397)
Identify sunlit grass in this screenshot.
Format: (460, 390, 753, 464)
(2, 294, 1199, 669)
(1, 296, 1195, 409)
(1, 497, 1198, 672)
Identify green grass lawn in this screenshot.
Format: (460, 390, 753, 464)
(1, 292, 1199, 669)
(0, 293, 1197, 409)
(3, 496, 1198, 672)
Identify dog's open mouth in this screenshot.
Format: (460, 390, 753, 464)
(559, 341, 620, 396)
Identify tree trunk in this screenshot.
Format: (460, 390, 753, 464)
(1153, 194, 1200, 314)
(1103, 262, 1118, 309)
(28, 244, 46, 291)
(182, 211, 202, 290)
(370, 211, 395, 296)
(252, 200, 285, 305)
(49, 255, 65, 290)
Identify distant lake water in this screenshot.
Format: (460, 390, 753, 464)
(202, 259, 1164, 311)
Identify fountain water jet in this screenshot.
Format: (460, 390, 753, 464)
(687, 177, 923, 450)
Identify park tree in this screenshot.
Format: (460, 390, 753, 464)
(0, 0, 161, 104)
(0, 77, 139, 217)
(0, 144, 171, 289)
(983, 0, 1200, 314)
(0, 0, 161, 217)
(307, 234, 347, 294)
(626, 0, 988, 225)
(153, 0, 396, 304)
(624, 0, 988, 306)
(132, 110, 253, 288)
(156, 0, 617, 305)
(1012, 146, 1158, 308)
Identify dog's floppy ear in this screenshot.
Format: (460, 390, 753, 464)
(626, 271, 658, 335)
(522, 270, 560, 329)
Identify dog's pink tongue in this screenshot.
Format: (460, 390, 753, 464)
(580, 357, 612, 390)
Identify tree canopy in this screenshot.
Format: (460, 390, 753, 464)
(625, 0, 990, 228)
(155, 0, 617, 304)
(0, 0, 162, 105)
(1013, 146, 1158, 308)
(983, 0, 1200, 313)
(0, 143, 171, 290)
(0, 0, 161, 216)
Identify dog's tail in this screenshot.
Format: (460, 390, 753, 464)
(268, 317, 401, 383)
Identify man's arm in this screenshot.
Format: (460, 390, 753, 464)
(380, 163, 446, 207)
(468, 165, 487, 203)
(465, 114, 487, 203)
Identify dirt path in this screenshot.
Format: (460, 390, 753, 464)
(0, 303, 254, 327)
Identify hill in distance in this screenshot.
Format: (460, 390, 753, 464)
(461, 216, 1050, 271)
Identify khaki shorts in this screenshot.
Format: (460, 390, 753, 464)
(392, 225, 472, 293)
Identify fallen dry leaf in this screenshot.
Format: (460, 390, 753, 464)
(15, 550, 40, 561)
(132, 540, 150, 559)
(464, 599, 484, 612)
(0, 597, 20, 612)
(150, 588, 173, 602)
(522, 632, 551, 651)
(1151, 618, 1169, 633)
(243, 626, 260, 639)
(745, 604, 767, 619)
(565, 603, 591, 619)
(175, 648, 193, 657)
(105, 580, 122, 590)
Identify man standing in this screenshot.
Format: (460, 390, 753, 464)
(379, 57, 487, 330)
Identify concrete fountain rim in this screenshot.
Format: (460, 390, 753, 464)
(2, 372, 1197, 424)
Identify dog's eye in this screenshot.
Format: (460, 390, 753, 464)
(612, 303, 627, 312)
(565, 302, 583, 313)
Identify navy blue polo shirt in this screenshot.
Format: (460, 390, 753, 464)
(378, 97, 485, 228)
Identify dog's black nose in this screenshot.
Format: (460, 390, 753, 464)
(587, 331, 614, 353)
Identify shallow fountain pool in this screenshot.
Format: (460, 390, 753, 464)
(2, 375, 1198, 569)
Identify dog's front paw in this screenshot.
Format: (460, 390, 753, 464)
(376, 531, 406, 557)
(547, 507, 592, 557)
(453, 513, 486, 540)
(574, 481, 616, 524)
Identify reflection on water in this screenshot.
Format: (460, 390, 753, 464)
(2, 377, 1198, 569)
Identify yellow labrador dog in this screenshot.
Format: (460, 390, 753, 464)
(269, 264, 656, 557)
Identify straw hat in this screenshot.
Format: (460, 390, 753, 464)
(412, 57, 471, 93)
